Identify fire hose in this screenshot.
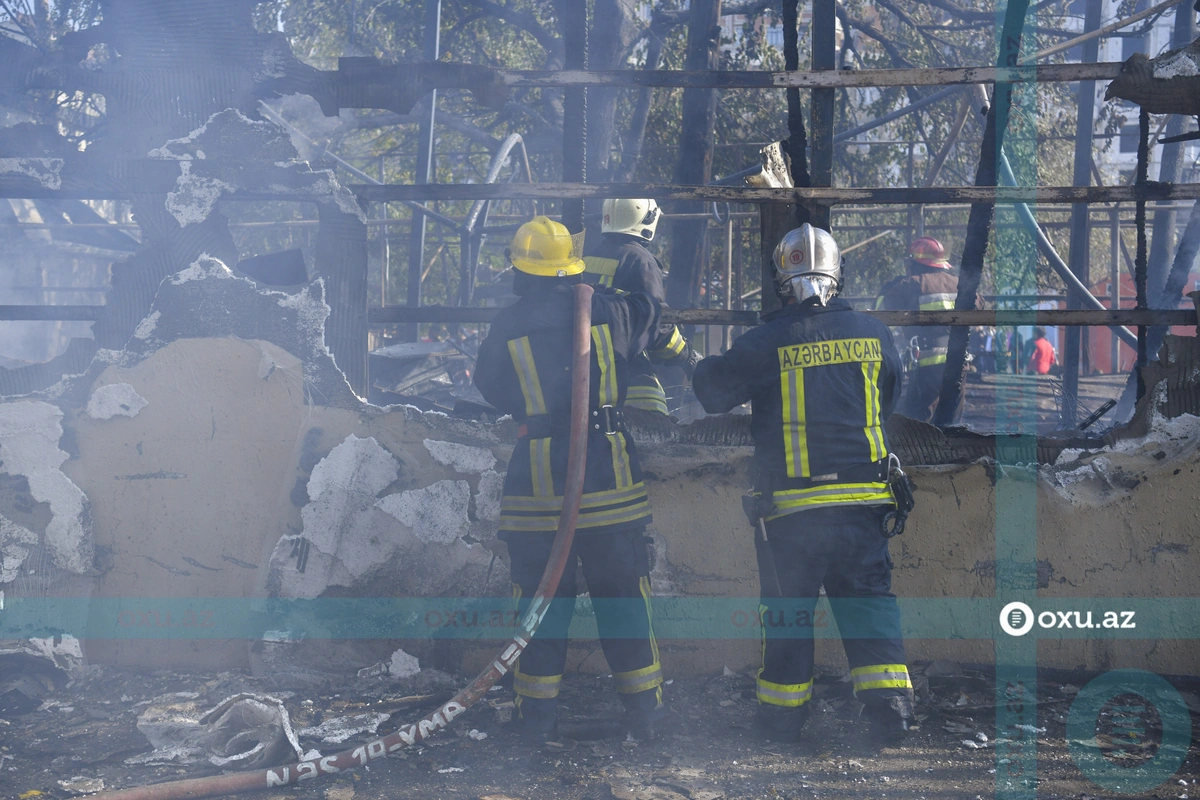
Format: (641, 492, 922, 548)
(93, 283, 596, 800)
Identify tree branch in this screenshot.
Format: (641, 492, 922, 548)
(614, 25, 666, 183)
(871, 0, 958, 55)
(454, 0, 562, 59)
(918, 0, 993, 23)
(440, 109, 507, 150)
(836, 3, 912, 69)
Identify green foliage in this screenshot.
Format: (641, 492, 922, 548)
(232, 0, 1141, 318)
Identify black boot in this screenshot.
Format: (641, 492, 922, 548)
(512, 696, 558, 743)
(752, 703, 811, 743)
(621, 689, 665, 741)
(863, 695, 914, 747)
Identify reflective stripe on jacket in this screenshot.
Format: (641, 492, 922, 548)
(875, 267, 971, 361)
(692, 299, 903, 516)
(474, 283, 673, 534)
(583, 235, 692, 408)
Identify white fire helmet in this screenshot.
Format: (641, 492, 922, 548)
(772, 223, 842, 306)
(601, 198, 661, 241)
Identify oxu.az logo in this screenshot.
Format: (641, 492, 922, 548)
(1067, 670, 1192, 794)
(999, 601, 1135, 636)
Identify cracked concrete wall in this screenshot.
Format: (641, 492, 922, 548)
(0, 259, 1197, 680)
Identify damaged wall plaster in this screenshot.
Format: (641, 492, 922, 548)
(423, 439, 497, 474)
(474, 470, 504, 523)
(0, 157, 64, 190)
(375, 480, 472, 545)
(86, 383, 149, 420)
(0, 400, 92, 575)
(0, 516, 39, 583)
(149, 109, 364, 228)
(3, 257, 1199, 679)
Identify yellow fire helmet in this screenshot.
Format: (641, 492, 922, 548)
(508, 216, 586, 276)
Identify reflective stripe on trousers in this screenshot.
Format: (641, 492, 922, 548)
(757, 676, 814, 707)
(612, 576, 663, 695)
(767, 482, 893, 519)
(514, 669, 562, 699)
(851, 663, 912, 693)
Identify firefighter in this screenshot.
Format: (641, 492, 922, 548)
(582, 198, 702, 414)
(875, 236, 974, 423)
(692, 224, 914, 746)
(474, 216, 675, 742)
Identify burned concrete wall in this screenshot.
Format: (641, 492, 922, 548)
(0, 261, 1198, 680)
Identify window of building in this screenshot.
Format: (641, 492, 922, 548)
(1119, 124, 1141, 153)
(1122, 0, 1150, 59)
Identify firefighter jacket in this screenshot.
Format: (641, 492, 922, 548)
(474, 282, 672, 535)
(875, 266, 971, 368)
(692, 298, 903, 518)
(582, 234, 693, 413)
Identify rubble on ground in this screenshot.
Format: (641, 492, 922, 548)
(0, 661, 1197, 798)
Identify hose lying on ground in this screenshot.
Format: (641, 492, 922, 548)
(93, 283, 597, 800)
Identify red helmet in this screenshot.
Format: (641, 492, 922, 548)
(908, 237, 951, 269)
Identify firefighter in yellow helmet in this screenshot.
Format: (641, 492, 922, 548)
(693, 224, 914, 747)
(581, 199, 702, 414)
(474, 216, 680, 742)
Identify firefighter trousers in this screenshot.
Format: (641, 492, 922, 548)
(506, 528, 663, 723)
(756, 505, 911, 712)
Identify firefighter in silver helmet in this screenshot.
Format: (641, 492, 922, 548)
(692, 223, 915, 746)
(582, 199, 702, 415)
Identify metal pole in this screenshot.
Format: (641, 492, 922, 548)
(1110, 206, 1120, 374)
(906, 142, 915, 243)
(724, 211, 733, 352)
(561, 0, 588, 233)
(405, 0, 441, 340)
(810, 0, 836, 231)
(1061, 0, 1102, 426)
(1135, 109, 1150, 399)
(380, 156, 389, 307)
(1146, 4, 1199, 309)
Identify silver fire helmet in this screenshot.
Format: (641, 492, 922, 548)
(772, 223, 842, 305)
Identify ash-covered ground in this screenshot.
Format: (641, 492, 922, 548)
(3, 660, 1198, 799)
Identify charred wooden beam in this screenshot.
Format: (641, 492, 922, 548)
(6, 305, 1188, 327)
(0, 306, 106, 320)
(668, 0, 723, 309)
(499, 62, 1122, 89)
(315, 207, 370, 397)
(349, 182, 1200, 205)
(6, 171, 1198, 205)
(809, 0, 835, 232)
(366, 306, 1196, 327)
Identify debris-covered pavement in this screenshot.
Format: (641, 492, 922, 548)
(3, 658, 1198, 799)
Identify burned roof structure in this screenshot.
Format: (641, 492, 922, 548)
(1, 0, 1200, 797)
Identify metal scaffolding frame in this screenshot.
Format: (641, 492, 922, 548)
(2, 0, 1197, 412)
